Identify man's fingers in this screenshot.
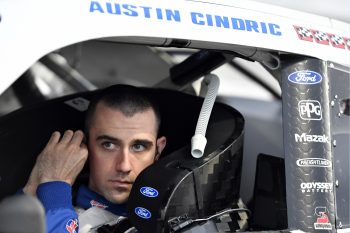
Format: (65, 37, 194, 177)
(80, 142, 88, 150)
(47, 131, 61, 145)
(60, 130, 74, 144)
(71, 130, 85, 145)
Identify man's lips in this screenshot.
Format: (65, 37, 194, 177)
(109, 180, 133, 188)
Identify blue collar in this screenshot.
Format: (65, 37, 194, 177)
(76, 185, 128, 217)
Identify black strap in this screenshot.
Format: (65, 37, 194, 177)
(97, 218, 136, 233)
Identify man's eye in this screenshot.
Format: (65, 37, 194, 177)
(102, 142, 116, 150)
(132, 144, 146, 152)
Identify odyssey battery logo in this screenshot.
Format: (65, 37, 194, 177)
(300, 182, 332, 193)
(298, 100, 322, 120)
(288, 70, 322, 85)
(314, 207, 332, 230)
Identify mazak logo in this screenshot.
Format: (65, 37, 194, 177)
(294, 133, 329, 143)
(298, 100, 322, 120)
(300, 182, 333, 193)
(296, 158, 331, 168)
(288, 71, 322, 84)
(135, 207, 152, 219)
(140, 187, 159, 198)
(314, 207, 332, 230)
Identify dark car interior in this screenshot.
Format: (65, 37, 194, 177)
(0, 86, 247, 232)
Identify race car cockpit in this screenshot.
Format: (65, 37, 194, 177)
(0, 74, 246, 232)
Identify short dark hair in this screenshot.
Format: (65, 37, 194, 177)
(85, 85, 161, 135)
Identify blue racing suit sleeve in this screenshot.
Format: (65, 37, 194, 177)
(37, 181, 79, 233)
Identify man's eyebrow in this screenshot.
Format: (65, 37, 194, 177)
(96, 135, 121, 143)
(133, 139, 153, 147)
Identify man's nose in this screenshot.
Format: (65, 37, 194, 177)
(115, 148, 132, 173)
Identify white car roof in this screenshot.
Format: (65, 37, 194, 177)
(0, 0, 349, 94)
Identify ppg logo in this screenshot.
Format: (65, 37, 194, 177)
(135, 207, 152, 219)
(298, 100, 322, 120)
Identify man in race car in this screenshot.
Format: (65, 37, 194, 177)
(22, 85, 167, 232)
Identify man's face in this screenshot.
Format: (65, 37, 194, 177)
(88, 102, 166, 204)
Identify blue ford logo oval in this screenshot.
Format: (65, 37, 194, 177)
(288, 70, 322, 84)
(135, 207, 152, 219)
(140, 186, 159, 198)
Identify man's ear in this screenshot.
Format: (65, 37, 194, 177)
(155, 136, 167, 161)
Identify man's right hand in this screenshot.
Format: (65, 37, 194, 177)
(23, 130, 88, 196)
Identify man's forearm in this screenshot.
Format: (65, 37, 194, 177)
(37, 181, 79, 233)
